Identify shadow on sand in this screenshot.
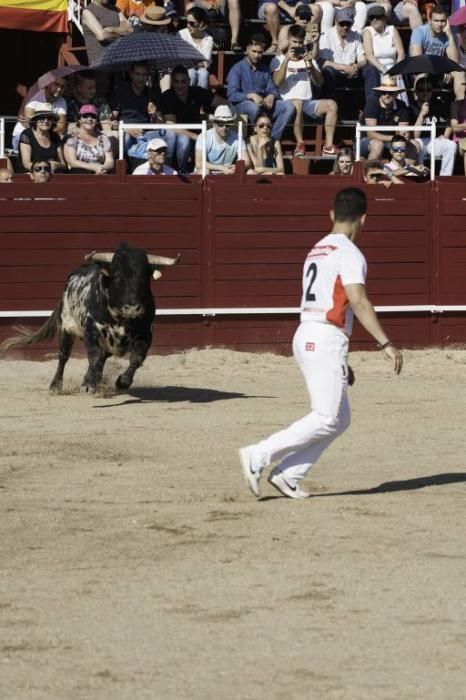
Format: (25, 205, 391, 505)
(94, 385, 274, 407)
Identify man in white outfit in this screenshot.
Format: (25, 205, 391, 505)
(239, 187, 403, 499)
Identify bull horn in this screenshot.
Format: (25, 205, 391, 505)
(147, 253, 180, 266)
(152, 270, 162, 280)
(84, 251, 114, 263)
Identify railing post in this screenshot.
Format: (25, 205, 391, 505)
(355, 123, 361, 162)
(0, 118, 4, 159)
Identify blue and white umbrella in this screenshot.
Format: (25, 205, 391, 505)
(91, 32, 206, 73)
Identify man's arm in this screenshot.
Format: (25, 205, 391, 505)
(226, 64, 248, 104)
(272, 55, 289, 87)
(345, 283, 403, 373)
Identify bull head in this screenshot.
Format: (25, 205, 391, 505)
(85, 251, 180, 280)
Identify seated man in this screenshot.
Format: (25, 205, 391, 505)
(410, 6, 458, 61)
(411, 77, 457, 177)
(271, 24, 338, 156)
(67, 71, 112, 127)
(12, 77, 67, 150)
(227, 33, 295, 141)
(132, 138, 178, 174)
(185, 0, 242, 52)
(109, 61, 176, 162)
(194, 105, 248, 174)
(29, 160, 52, 183)
(161, 64, 226, 172)
(360, 75, 410, 159)
(319, 8, 378, 101)
(384, 135, 429, 178)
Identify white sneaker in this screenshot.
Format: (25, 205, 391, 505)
(268, 472, 310, 499)
(239, 446, 262, 498)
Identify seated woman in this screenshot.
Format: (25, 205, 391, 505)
(18, 103, 65, 173)
(362, 6, 405, 95)
(450, 95, 466, 175)
(330, 146, 354, 175)
(178, 7, 213, 90)
(64, 104, 114, 174)
(246, 113, 284, 176)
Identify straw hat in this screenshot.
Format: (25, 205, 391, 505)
(373, 75, 403, 92)
(31, 102, 59, 121)
(140, 5, 170, 25)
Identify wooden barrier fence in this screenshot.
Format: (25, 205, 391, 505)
(0, 167, 465, 358)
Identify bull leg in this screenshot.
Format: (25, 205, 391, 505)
(81, 347, 109, 393)
(49, 330, 74, 392)
(116, 335, 151, 390)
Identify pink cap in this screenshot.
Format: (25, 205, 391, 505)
(79, 104, 99, 117)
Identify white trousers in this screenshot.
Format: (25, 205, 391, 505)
(416, 136, 457, 177)
(255, 322, 351, 482)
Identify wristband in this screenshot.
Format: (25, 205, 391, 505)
(378, 341, 393, 350)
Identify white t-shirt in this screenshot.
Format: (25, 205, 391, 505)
(178, 28, 213, 63)
(12, 91, 67, 149)
(132, 162, 177, 175)
(300, 232, 367, 337)
(270, 55, 319, 101)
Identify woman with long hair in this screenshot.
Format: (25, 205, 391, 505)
(330, 147, 354, 176)
(246, 113, 284, 176)
(64, 104, 114, 174)
(18, 103, 65, 173)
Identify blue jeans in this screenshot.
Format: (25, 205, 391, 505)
(124, 128, 177, 166)
(231, 99, 295, 140)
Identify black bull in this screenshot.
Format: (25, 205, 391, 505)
(0, 243, 180, 393)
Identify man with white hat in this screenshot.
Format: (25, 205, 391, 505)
(132, 138, 178, 175)
(194, 105, 248, 174)
(360, 74, 410, 159)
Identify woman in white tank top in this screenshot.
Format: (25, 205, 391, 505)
(362, 7, 406, 97)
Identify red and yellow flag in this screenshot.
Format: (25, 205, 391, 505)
(0, 0, 68, 33)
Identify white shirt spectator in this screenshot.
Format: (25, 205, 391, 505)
(132, 162, 178, 175)
(12, 90, 67, 150)
(178, 27, 213, 63)
(270, 55, 320, 100)
(319, 26, 365, 66)
(363, 24, 397, 72)
(195, 127, 245, 169)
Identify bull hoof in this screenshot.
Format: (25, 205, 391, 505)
(116, 374, 132, 390)
(80, 384, 96, 394)
(49, 380, 63, 393)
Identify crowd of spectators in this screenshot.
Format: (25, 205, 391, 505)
(4, 0, 466, 181)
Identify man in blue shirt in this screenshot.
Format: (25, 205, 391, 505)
(227, 33, 295, 140)
(410, 6, 458, 60)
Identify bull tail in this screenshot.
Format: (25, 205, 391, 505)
(0, 303, 62, 356)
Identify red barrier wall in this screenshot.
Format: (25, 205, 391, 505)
(0, 171, 464, 358)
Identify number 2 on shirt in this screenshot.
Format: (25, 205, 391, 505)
(305, 262, 318, 302)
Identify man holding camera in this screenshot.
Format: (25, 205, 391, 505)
(271, 24, 338, 157)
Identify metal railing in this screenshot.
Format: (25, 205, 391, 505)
(355, 121, 438, 181)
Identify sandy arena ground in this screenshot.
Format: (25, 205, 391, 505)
(0, 348, 465, 700)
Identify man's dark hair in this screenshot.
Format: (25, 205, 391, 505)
(289, 24, 306, 40)
(430, 5, 448, 18)
(76, 71, 96, 83)
(248, 33, 267, 47)
(333, 187, 367, 221)
(172, 64, 189, 78)
(390, 134, 408, 147)
(364, 159, 384, 174)
(130, 62, 149, 72)
(187, 6, 209, 25)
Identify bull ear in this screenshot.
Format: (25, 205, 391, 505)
(151, 267, 163, 280)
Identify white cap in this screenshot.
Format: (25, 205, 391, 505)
(213, 105, 236, 123)
(147, 138, 168, 151)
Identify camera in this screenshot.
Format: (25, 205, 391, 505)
(293, 46, 305, 58)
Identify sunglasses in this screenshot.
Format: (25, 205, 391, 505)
(257, 122, 271, 128)
(33, 165, 51, 172)
(381, 90, 396, 95)
(214, 121, 232, 127)
(391, 146, 407, 152)
(338, 21, 352, 27)
(148, 148, 167, 154)
(37, 117, 53, 122)
(187, 20, 200, 26)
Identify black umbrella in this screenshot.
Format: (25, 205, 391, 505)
(387, 54, 465, 76)
(91, 32, 206, 72)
